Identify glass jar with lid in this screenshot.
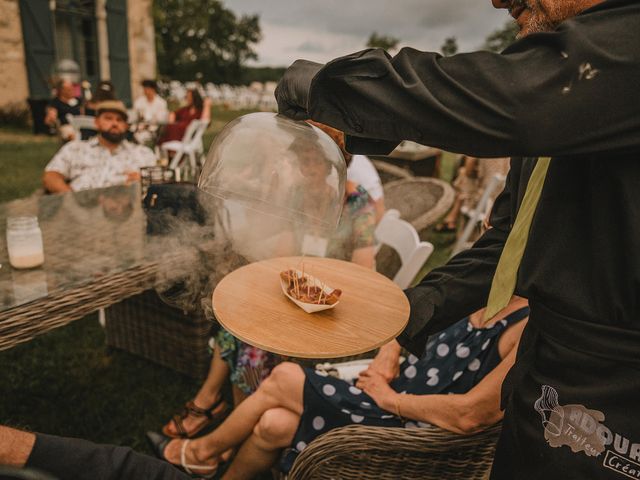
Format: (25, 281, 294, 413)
(198, 112, 346, 262)
(6, 216, 45, 269)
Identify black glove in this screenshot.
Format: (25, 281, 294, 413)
(275, 59, 323, 120)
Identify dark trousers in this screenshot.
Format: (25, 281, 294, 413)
(26, 433, 189, 480)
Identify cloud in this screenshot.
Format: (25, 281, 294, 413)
(294, 41, 329, 54)
(229, 0, 512, 66)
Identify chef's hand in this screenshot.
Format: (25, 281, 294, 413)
(275, 60, 323, 120)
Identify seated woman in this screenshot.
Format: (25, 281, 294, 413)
(158, 123, 377, 439)
(436, 155, 509, 233)
(158, 88, 211, 145)
(149, 296, 529, 478)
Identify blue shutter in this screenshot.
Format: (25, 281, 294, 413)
(19, 0, 56, 100)
(106, 0, 132, 106)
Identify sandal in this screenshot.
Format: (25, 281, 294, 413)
(162, 398, 229, 439)
(434, 222, 457, 233)
(146, 432, 220, 479)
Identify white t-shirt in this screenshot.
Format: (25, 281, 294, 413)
(45, 138, 157, 191)
(133, 94, 169, 123)
(347, 155, 384, 201)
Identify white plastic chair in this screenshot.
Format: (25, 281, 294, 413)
(162, 119, 210, 170)
(374, 209, 435, 289)
(451, 173, 506, 256)
(66, 114, 97, 140)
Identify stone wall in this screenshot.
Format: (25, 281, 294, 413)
(0, 0, 30, 109)
(127, 0, 157, 101)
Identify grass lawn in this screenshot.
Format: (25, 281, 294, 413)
(0, 112, 455, 456)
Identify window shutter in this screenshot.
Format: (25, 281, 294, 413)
(106, 0, 132, 106)
(19, 0, 56, 100)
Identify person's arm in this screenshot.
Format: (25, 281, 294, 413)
(359, 323, 525, 434)
(25, 432, 190, 480)
(363, 339, 402, 383)
(395, 161, 516, 356)
(280, 3, 640, 157)
(201, 97, 212, 122)
(43, 171, 72, 193)
(0, 425, 35, 467)
(44, 106, 58, 127)
(168, 111, 176, 123)
(373, 198, 385, 224)
(43, 143, 74, 193)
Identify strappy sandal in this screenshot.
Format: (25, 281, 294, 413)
(434, 221, 457, 233)
(146, 432, 221, 479)
(180, 439, 219, 478)
(162, 398, 229, 439)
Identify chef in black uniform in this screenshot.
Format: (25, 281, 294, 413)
(275, 0, 640, 478)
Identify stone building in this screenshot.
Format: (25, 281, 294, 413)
(0, 0, 156, 124)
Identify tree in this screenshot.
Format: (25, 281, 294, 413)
(440, 37, 458, 57)
(154, 0, 262, 84)
(483, 21, 519, 53)
(366, 32, 400, 52)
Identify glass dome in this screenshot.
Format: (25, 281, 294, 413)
(198, 112, 346, 262)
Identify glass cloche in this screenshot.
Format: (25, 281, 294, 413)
(198, 112, 346, 262)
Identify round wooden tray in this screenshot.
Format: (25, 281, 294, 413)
(212, 256, 410, 358)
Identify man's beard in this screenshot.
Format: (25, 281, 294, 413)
(513, 0, 579, 38)
(100, 130, 127, 144)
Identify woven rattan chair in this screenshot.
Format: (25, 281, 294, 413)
(286, 422, 502, 480)
(383, 177, 455, 233)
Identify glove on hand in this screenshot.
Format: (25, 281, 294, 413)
(275, 60, 323, 120)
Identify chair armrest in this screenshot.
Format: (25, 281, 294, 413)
(288, 422, 502, 480)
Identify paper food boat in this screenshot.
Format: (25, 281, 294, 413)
(280, 269, 340, 314)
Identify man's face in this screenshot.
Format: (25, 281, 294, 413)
(59, 81, 74, 99)
(143, 86, 156, 100)
(492, 0, 601, 37)
(95, 111, 128, 144)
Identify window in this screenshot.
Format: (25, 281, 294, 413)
(53, 0, 99, 87)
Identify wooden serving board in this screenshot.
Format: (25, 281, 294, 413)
(212, 256, 410, 358)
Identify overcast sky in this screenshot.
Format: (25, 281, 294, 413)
(229, 0, 513, 67)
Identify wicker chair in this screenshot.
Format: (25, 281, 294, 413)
(383, 178, 455, 233)
(286, 422, 502, 480)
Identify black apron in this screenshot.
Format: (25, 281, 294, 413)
(491, 302, 640, 479)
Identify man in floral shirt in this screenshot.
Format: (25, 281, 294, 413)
(43, 100, 156, 193)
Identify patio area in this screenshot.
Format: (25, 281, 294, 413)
(0, 120, 460, 458)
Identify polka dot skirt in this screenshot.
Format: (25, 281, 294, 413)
(279, 306, 529, 472)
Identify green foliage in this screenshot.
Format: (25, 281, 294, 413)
(483, 20, 519, 52)
(154, 0, 262, 84)
(440, 37, 459, 57)
(241, 66, 286, 84)
(366, 32, 400, 51)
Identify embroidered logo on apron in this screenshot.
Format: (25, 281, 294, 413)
(534, 385, 606, 457)
(534, 385, 640, 479)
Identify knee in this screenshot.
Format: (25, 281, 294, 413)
(254, 408, 299, 447)
(262, 362, 302, 395)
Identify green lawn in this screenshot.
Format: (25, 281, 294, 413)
(0, 114, 455, 456)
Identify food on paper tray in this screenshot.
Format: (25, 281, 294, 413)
(280, 268, 342, 312)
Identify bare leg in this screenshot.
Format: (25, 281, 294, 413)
(441, 195, 463, 227)
(222, 408, 299, 480)
(0, 425, 35, 467)
(231, 384, 248, 407)
(164, 346, 230, 436)
(163, 362, 305, 468)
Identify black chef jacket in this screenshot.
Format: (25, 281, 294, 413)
(304, 1, 640, 478)
(306, 0, 640, 349)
